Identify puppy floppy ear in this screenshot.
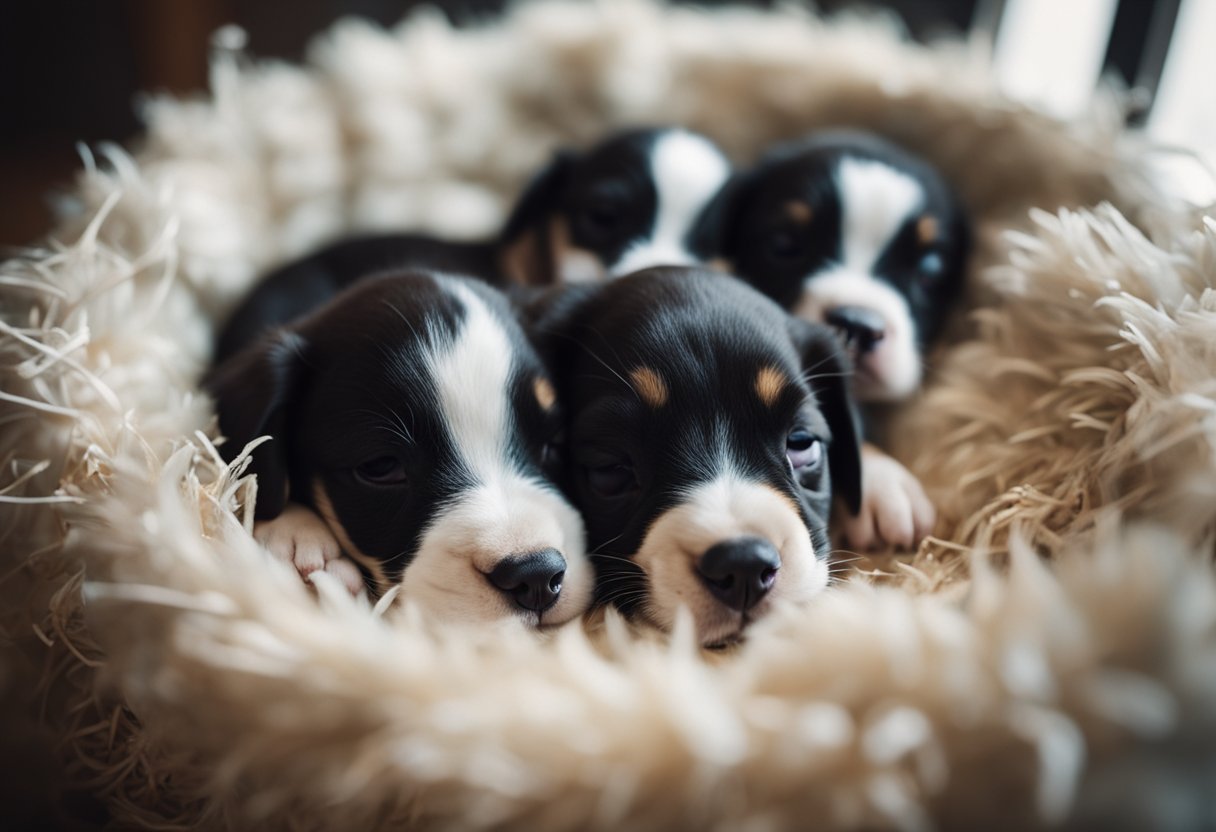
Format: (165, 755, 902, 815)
(946, 194, 974, 294)
(204, 331, 307, 520)
(789, 320, 862, 515)
(498, 150, 574, 286)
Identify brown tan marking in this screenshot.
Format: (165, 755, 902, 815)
(501, 216, 607, 285)
(917, 215, 939, 246)
(499, 227, 546, 286)
(533, 376, 556, 411)
(784, 200, 814, 225)
(312, 479, 390, 593)
(630, 366, 669, 408)
(754, 365, 787, 407)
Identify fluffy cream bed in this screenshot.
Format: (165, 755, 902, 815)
(3, 1, 1216, 829)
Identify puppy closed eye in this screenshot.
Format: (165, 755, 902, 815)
(580, 198, 623, 232)
(573, 189, 631, 242)
(763, 227, 807, 262)
(354, 455, 408, 486)
(585, 459, 638, 499)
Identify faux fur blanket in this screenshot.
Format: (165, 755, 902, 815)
(2, 2, 1215, 830)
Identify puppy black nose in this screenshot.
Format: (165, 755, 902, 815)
(825, 305, 886, 354)
(489, 548, 566, 613)
(697, 537, 781, 613)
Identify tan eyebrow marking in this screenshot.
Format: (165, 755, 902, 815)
(629, 366, 669, 408)
(917, 215, 939, 246)
(754, 365, 787, 407)
(533, 376, 556, 411)
(784, 200, 814, 225)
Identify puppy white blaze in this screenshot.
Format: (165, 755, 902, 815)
(429, 283, 515, 483)
(836, 157, 924, 274)
(634, 465, 828, 647)
(611, 130, 730, 275)
(398, 283, 591, 626)
(796, 158, 926, 402)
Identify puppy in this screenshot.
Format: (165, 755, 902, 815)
(501, 126, 731, 284)
(216, 127, 730, 364)
(532, 268, 861, 647)
(710, 130, 970, 550)
(207, 271, 592, 627)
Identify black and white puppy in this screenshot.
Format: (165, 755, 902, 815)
(533, 268, 861, 647)
(215, 127, 730, 364)
(713, 130, 969, 401)
(710, 131, 970, 549)
(207, 271, 592, 627)
(501, 126, 731, 284)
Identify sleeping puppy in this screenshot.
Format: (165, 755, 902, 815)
(500, 126, 731, 284)
(709, 130, 970, 550)
(215, 126, 730, 364)
(206, 271, 592, 627)
(532, 268, 861, 647)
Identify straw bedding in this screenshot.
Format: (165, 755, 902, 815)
(2, 2, 1216, 829)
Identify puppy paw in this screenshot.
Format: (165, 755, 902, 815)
(322, 556, 367, 597)
(841, 445, 935, 552)
(254, 503, 365, 596)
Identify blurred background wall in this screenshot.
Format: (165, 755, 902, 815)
(1, 0, 1209, 248)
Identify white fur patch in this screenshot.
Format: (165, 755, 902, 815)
(396, 283, 591, 626)
(429, 283, 516, 483)
(610, 130, 730, 275)
(634, 463, 827, 646)
(836, 157, 924, 274)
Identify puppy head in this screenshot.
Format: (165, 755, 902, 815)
(716, 130, 970, 402)
(499, 127, 731, 285)
(536, 268, 861, 647)
(206, 272, 591, 627)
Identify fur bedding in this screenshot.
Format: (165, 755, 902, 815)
(3, 1, 1216, 829)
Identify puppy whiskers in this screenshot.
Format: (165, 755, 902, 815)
(800, 347, 850, 377)
(588, 551, 640, 568)
(548, 328, 642, 403)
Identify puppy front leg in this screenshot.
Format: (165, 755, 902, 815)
(840, 443, 935, 551)
(254, 503, 366, 597)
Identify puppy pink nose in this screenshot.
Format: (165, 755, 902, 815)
(697, 536, 780, 613)
(825, 305, 886, 355)
(489, 548, 566, 612)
